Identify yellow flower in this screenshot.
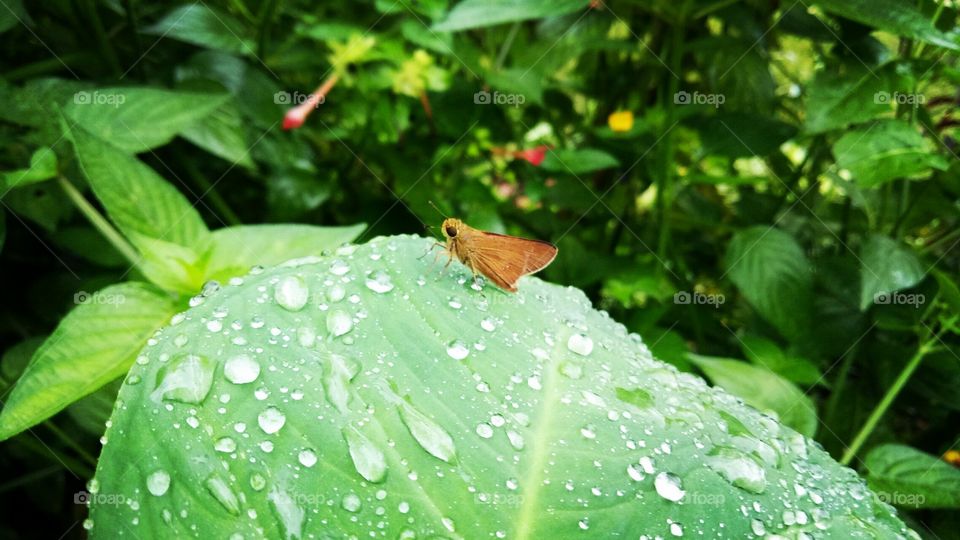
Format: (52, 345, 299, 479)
(944, 449, 960, 467)
(608, 110, 634, 132)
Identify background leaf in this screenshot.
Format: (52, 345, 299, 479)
(859, 235, 926, 311)
(865, 444, 960, 508)
(834, 120, 948, 188)
(541, 148, 620, 175)
(434, 0, 588, 31)
(814, 0, 960, 51)
(144, 4, 255, 55)
(688, 353, 818, 437)
(0, 283, 177, 440)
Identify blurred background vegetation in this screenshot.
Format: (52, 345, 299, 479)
(0, 0, 959, 537)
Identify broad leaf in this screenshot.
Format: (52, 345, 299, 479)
(688, 354, 818, 437)
(865, 444, 960, 508)
(541, 148, 620, 175)
(128, 232, 208, 294)
(88, 236, 914, 538)
(0, 282, 178, 440)
(204, 223, 366, 281)
(180, 103, 255, 168)
(859, 235, 926, 311)
(65, 88, 228, 153)
(725, 227, 813, 343)
(144, 4, 255, 55)
(804, 68, 892, 134)
(835, 120, 948, 188)
(815, 0, 960, 51)
(434, 0, 589, 31)
(65, 122, 211, 249)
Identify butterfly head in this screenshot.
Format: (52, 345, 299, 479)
(441, 218, 462, 239)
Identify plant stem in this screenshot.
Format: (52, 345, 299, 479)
(495, 22, 521, 71)
(58, 176, 141, 266)
(256, 0, 280, 59)
(655, 16, 684, 263)
(80, 0, 122, 76)
(840, 323, 950, 466)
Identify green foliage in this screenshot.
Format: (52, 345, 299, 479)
(866, 444, 960, 509)
(0, 0, 958, 536)
(89, 237, 913, 538)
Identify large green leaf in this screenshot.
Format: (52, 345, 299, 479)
(87, 236, 914, 538)
(804, 68, 892, 134)
(434, 0, 589, 31)
(688, 353, 818, 437)
(65, 88, 228, 153)
(834, 120, 948, 188)
(0, 282, 178, 441)
(859, 235, 926, 311)
(738, 335, 823, 386)
(725, 227, 813, 343)
(814, 0, 960, 51)
(65, 122, 211, 249)
(144, 4, 255, 55)
(203, 223, 367, 281)
(865, 444, 960, 509)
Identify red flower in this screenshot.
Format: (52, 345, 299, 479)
(515, 145, 549, 166)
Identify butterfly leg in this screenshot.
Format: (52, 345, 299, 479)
(417, 242, 445, 261)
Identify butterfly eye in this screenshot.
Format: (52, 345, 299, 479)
(445, 225, 458, 237)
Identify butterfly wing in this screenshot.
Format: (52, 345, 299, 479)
(463, 230, 558, 292)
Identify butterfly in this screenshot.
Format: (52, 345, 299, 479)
(437, 218, 558, 293)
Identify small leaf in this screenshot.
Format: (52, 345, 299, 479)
(144, 4, 255, 55)
(815, 0, 960, 51)
(541, 148, 620, 175)
(128, 232, 208, 294)
(2, 146, 58, 188)
(65, 88, 228, 153)
(0, 282, 178, 440)
(689, 353, 818, 437)
(859, 235, 926, 311)
(865, 444, 960, 508)
(179, 102, 255, 168)
(725, 227, 813, 343)
(434, 0, 588, 31)
(739, 335, 823, 386)
(204, 223, 366, 282)
(835, 120, 948, 188)
(65, 121, 211, 249)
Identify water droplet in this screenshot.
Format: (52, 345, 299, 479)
(446, 340, 469, 360)
(480, 318, 496, 332)
(83, 519, 93, 530)
(670, 522, 683, 536)
(448, 297, 463, 309)
(327, 310, 353, 337)
(330, 259, 350, 276)
(580, 425, 597, 439)
(342, 493, 362, 513)
(750, 519, 766, 536)
(268, 484, 305, 539)
(559, 361, 583, 379)
(567, 333, 594, 356)
(323, 354, 356, 413)
(274, 275, 309, 311)
(215, 437, 237, 453)
(399, 403, 456, 463)
(151, 354, 214, 404)
(206, 319, 223, 332)
(258, 407, 286, 435)
(344, 427, 387, 483)
(507, 430, 525, 450)
(250, 474, 266, 491)
(146, 470, 170, 496)
(224, 354, 260, 384)
(627, 464, 644, 482)
(365, 271, 395, 293)
(204, 474, 241, 515)
(705, 447, 767, 494)
(298, 449, 318, 468)
(476, 423, 494, 439)
(654, 472, 685, 502)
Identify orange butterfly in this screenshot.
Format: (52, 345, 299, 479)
(438, 218, 558, 293)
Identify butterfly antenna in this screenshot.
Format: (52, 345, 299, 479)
(427, 200, 449, 219)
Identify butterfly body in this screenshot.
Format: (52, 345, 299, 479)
(440, 218, 558, 293)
